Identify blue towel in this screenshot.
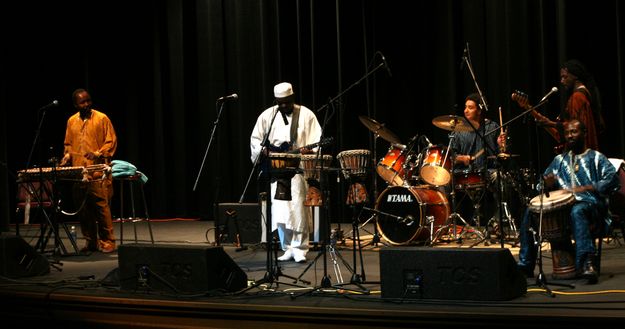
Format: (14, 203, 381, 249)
(111, 160, 148, 184)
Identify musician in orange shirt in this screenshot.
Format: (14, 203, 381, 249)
(60, 89, 118, 253)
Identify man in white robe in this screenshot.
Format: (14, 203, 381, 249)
(250, 82, 322, 263)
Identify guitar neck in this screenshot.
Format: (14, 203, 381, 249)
(514, 94, 560, 142)
(270, 139, 330, 154)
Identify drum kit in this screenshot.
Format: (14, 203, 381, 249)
(353, 114, 529, 246)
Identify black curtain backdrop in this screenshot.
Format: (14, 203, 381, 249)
(2, 0, 624, 230)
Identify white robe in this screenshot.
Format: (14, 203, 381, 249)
(250, 105, 323, 233)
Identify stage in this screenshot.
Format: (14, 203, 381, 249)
(1, 218, 625, 328)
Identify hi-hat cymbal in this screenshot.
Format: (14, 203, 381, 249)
(487, 153, 520, 159)
(432, 115, 473, 132)
(358, 115, 401, 144)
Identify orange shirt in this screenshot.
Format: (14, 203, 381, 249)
(63, 109, 117, 167)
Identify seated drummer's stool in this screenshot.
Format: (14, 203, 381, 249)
(115, 173, 154, 244)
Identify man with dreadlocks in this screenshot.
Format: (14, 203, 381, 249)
(534, 59, 605, 151)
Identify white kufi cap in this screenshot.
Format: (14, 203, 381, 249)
(273, 82, 294, 98)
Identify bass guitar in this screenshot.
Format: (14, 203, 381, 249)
(511, 90, 564, 153)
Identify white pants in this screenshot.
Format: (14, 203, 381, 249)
(277, 223, 309, 258)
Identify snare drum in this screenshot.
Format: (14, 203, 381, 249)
(337, 149, 371, 179)
(453, 170, 486, 190)
(420, 145, 452, 186)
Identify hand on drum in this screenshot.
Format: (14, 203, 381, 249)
(543, 173, 557, 189)
(300, 147, 314, 154)
(456, 154, 473, 166)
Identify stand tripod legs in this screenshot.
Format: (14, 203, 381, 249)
(240, 235, 310, 294)
(486, 202, 519, 246)
(527, 236, 575, 296)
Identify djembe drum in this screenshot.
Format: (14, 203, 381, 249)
(268, 152, 301, 201)
(337, 149, 371, 205)
(528, 189, 577, 279)
(300, 154, 333, 206)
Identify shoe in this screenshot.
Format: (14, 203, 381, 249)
(99, 240, 117, 253)
(582, 260, 598, 284)
(517, 264, 534, 278)
(80, 240, 99, 253)
(80, 244, 98, 253)
(277, 249, 293, 261)
(293, 250, 306, 263)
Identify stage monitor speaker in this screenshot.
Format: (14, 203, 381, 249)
(118, 244, 248, 293)
(380, 247, 526, 301)
(216, 203, 262, 244)
(0, 235, 50, 278)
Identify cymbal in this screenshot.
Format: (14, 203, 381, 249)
(432, 115, 473, 132)
(487, 153, 520, 159)
(358, 115, 401, 144)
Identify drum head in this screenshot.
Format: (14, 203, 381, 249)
(528, 189, 575, 212)
(374, 186, 449, 245)
(375, 186, 423, 245)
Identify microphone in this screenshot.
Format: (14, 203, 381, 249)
(539, 87, 558, 103)
(422, 135, 433, 147)
(459, 45, 468, 70)
(380, 52, 392, 77)
(401, 215, 415, 226)
(217, 93, 238, 102)
(39, 100, 59, 110)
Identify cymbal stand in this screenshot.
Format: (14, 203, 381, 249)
(485, 167, 519, 247)
(359, 134, 383, 248)
(332, 175, 372, 293)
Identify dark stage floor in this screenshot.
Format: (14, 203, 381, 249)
(1, 218, 625, 328)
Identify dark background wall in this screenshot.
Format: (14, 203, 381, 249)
(2, 0, 624, 230)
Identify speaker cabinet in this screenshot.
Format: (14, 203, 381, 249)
(0, 235, 50, 278)
(215, 203, 262, 244)
(118, 244, 247, 293)
(380, 247, 526, 301)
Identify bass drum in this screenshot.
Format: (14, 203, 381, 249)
(375, 186, 449, 245)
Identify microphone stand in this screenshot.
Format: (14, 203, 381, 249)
(192, 100, 227, 192)
(294, 53, 387, 297)
(313, 55, 387, 250)
(26, 105, 51, 169)
(22, 106, 73, 265)
(293, 100, 336, 294)
(462, 48, 498, 247)
(481, 98, 551, 248)
(238, 107, 307, 293)
(526, 124, 574, 297)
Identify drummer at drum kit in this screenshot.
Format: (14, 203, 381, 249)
(517, 119, 619, 284)
(452, 93, 507, 178)
(446, 93, 508, 228)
